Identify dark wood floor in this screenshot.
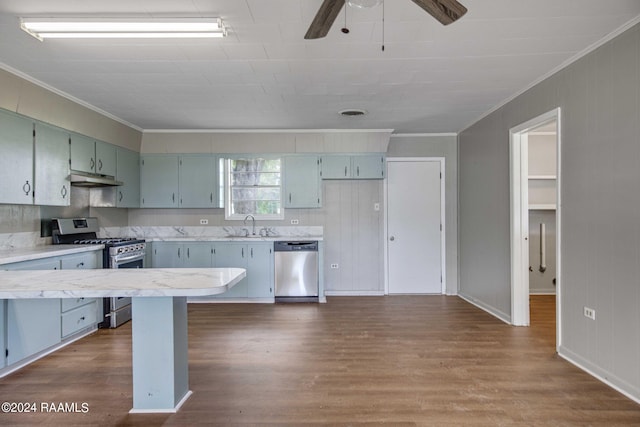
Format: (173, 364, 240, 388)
(1, 295, 639, 426)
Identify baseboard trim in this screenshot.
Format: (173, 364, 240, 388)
(457, 293, 512, 325)
(558, 345, 640, 405)
(324, 291, 385, 296)
(529, 290, 556, 295)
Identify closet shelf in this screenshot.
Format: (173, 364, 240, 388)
(529, 204, 556, 210)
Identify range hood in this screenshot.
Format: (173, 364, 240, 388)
(69, 171, 123, 187)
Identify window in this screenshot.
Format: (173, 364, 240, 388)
(224, 157, 283, 220)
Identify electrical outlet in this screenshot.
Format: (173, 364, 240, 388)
(330, 263, 339, 269)
(374, 203, 380, 211)
(200, 219, 208, 225)
(291, 219, 299, 225)
(584, 306, 596, 320)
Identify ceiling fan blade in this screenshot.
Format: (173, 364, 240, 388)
(305, 0, 345, 39)
(410, 0, 467, 25)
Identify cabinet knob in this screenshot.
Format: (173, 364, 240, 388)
(389, 236, 395, 241)
(98, 159, 103, 171)
(90, 158, 95, 170)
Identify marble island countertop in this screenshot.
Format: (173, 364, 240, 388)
(0, 268, 246, 299)
(0, 244, 105, 266)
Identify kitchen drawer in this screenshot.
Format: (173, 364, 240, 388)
(61, 301, 97, 338)
(61, 297, 97, 313)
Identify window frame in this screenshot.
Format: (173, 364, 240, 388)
(223, 155, 284, 221)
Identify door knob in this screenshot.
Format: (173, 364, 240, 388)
(389, 236, 395, 241)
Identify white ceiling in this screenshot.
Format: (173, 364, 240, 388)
(1, 0, 639, 133)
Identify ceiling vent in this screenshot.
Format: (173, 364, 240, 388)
(339, 109, 367, 117)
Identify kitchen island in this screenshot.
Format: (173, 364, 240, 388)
(0, 267, 246, 413)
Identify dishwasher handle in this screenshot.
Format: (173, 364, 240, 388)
(274, 241, 318, 251)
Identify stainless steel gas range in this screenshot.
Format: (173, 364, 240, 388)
(51, 217, 145, 328)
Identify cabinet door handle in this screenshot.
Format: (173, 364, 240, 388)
(61, 185, 68, 198)
(172, 193, 175, 203)
(210, 193, 213, 203)
(23, 180, 31, 195)
(289, 193, 292, 203)
(357, 166, 360, 176)
(98, 159, 103, 171)
(251, 248, 253, 258)
(344, 166, 347, 177)
(119, 191, 123, 202)
(178, 247, 181, 258)
(77, 262, 84, 268)
(187, 248, 190, 258)
(242, 248, 244, 258)
(78, 316, 86, 323)
(90, 158, 95, 170)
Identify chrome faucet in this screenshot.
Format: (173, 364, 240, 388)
(243, 214, 256, 236)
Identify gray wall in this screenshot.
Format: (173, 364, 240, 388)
(387, 134, 458, 295)
(459, 24, 640, 400)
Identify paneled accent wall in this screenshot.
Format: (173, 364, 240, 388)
(459, 23, 640, 401)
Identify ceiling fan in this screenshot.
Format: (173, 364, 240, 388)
(304, 0, 467, 39)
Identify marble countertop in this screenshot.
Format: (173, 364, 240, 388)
(0, 245, 105, 266)
(146, 236, 323, 242)
(0, 268, 246, 299)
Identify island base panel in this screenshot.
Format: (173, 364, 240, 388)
(130, 296, 190, 413)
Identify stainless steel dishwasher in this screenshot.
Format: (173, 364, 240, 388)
(274, 241, 319, 302)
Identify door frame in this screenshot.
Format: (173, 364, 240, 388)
(509, 108, 561, 344)
(384, 157, 446, 295)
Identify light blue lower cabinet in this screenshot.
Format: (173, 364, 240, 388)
(3, 257, 62, 366)
(212, 243, 248, 298)
(151, 241, 274, 301)
(247, 243, 274, 298)
(61, 301, 98, 338)
(2, 251, 101, 369)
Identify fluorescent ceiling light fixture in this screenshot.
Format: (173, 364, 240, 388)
(20, 17, 226, 40)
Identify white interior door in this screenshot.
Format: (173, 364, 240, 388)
(387, 160, 443, 294)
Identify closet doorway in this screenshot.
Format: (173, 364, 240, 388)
(509, 108, 561, 349)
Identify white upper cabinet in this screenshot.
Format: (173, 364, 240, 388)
(34, 123, 71, 207)
(179, 155, 217, 208)
(140, 154, 180, 208)
(0, 110, 34, 204)
(321, 154, 385, 180)
(70, 134, 117, 176)
(284, 155, 321, 208)
(116, 147, 140, 208)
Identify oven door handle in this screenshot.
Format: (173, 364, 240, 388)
(112, 252, 145, 265)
